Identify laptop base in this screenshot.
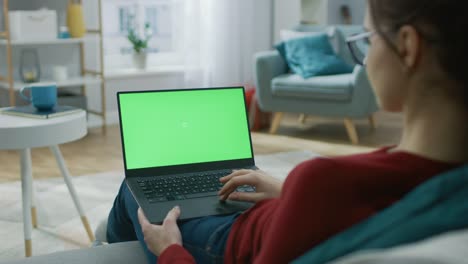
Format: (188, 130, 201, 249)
(127, 178, 254, 224)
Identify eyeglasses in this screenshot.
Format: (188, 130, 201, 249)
(346, 31, 375, 66)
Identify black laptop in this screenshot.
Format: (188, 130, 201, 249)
(117, 87, 257, 223)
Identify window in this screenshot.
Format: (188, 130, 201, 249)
(144, 3, 174, 53)
(102, 0, 183, 68)
(118, 6, 135, 34)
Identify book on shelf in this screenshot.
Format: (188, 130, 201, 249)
(0, 105, 84, 119)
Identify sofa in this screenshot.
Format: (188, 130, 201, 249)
(254, 25, 379, 144)
(3, 165, 468, 264)
(3, 230, 468, 264)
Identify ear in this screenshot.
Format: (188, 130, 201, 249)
(396, 25, 422, 70)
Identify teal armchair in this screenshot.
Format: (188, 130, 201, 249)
(254, 25, 378, 144)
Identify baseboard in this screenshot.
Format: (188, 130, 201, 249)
(87, 110, 119, 128)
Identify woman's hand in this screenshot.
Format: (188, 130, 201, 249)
(137, 207, 182, 256)
(218, 169, 283, 203)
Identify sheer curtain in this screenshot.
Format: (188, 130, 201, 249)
(182, 0, 273, 88)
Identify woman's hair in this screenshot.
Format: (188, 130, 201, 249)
(368, 0, 468, 89)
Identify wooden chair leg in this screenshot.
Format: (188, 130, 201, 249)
(30, 167, 38, 229)
(50, 145, 95, 242)
(368, 114, 377, 130)
(298, 114, 307, 124)
(20, 149, 34, 257)
(25, 239, 32, 257)
(269, 112, 284, 134)
(344, 118, 359, 145)
(31, 207, 38, 228)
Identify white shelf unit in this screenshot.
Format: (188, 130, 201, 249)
(0, 0, 107, 132)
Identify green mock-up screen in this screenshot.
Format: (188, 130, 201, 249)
(119, 88, 253, 170)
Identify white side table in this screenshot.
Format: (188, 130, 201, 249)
(0, 110, 95, 257)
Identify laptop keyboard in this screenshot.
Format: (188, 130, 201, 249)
(138, 171, 256, 203)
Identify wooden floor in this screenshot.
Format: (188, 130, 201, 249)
(0, 111, 402, 183)
(268, 111, 403, 148)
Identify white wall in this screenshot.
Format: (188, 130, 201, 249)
(255, 0, 275, 50)
(274, 0, 301, 43)
(274, 0, 366, 40)
(87, 72, 185, 123)
(326, 0, 366, 25)
(301, 0, 328, 24)
(351, 0, 366, 25)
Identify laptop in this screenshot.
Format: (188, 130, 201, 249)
(117, 87, 257, 224)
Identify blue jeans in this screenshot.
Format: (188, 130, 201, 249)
(107, 181, 240, 264)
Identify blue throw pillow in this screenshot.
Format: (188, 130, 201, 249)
(275, 42, 287, 62)
(276, 33, 353, 79)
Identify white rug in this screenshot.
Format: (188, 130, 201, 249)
(0, 151, 320, 261)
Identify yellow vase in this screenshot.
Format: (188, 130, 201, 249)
(67, 1, 86, 38)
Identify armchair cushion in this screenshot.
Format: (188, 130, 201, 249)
(279, 27, 342, 57)
(272, 73, 353, 102)
(276, 33, 353, 79)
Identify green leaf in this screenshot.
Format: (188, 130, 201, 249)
(126, 16, 152, 53)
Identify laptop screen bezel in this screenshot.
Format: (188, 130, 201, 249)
(117, 87, 256, 178)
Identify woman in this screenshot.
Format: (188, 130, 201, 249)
(107, 1, 468, 263)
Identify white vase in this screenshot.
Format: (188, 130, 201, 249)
(132, 52, 147, 69)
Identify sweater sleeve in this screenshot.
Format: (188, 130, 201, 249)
(158, 244, 196, 264)
(252, 158, 370, 263)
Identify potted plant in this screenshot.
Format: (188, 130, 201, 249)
(127, 18, 152, 69)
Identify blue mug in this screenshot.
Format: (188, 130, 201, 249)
(20, 83, 57, 111)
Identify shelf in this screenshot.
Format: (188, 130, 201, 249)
(105, 66, 185, 80)
(0, 76, 102, 90)
(0, 38, 84, 46)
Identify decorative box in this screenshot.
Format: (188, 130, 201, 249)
(9, 10, 58, 41)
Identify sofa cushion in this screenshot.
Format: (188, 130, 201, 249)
(271, 73, 354, 102)
(276, 33, 354, 79)
(293, 25, 363, 66)
(279, 27, 339, 52)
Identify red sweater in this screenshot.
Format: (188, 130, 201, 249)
(159, 148, 458, 263)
